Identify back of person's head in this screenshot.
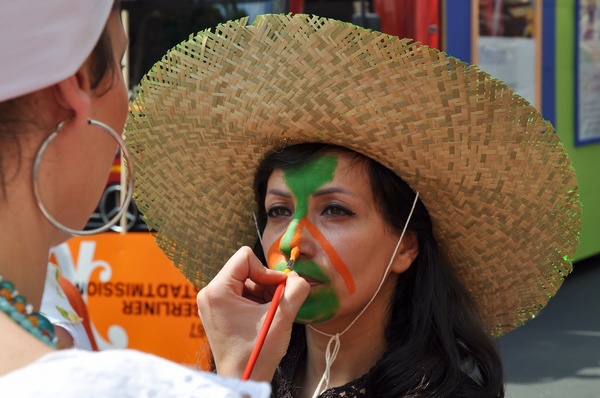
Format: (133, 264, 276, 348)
(0, 1, 119, 194)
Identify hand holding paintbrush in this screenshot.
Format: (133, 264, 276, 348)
(197, 246, 308, 382)
(242, 247, 300, 380)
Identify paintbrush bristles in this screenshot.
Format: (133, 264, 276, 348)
(285, 246, 300, 272)
(291, 246, 300, 261)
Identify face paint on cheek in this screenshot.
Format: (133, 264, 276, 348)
(288, 259, 338, 323)
(302, 219, 356, 293)
(267, 236, 283, 269)
(296, 287, 340, 323)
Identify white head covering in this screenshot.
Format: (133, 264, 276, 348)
(0, 0, 114, 102)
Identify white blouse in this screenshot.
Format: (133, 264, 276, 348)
(0, 349, 270, 397)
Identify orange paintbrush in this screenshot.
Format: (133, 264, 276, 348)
(242, 246, 300, 380)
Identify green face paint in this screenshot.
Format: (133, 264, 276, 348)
(278, 154, 341, 323)
(279, 154, 338, 255)
(273, 258, 339, 323)
(296, 286, 339, 323)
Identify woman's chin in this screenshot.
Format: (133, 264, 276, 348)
(295, 314, 334, 324)
(294, 305, 338, 324)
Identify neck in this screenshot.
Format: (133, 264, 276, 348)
(0, 182, 56, 308)
(304, 320, 385, 389)
(0, 145, 60, 375)
(298, 276, 396, 398)
(0, 312, 54, 376)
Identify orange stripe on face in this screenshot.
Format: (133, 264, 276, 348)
(267, 235, 283, 269)
(266, 217, 356, 294)
(298, 218, 356, 294)
(267, 217, 356, 293)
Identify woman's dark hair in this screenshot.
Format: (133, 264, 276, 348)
(253, 143, 505, 397)
(0, 1, 121, 196)
(88, 1, 122, 92)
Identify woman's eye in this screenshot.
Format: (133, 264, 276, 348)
(322, 205, 354, 217)
(267, 206, 292, 218)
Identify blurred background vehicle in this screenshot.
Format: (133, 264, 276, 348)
(85, 151, 147, 232)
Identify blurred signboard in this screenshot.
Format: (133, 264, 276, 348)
(576, 0, 600, 146)
(473, 0, 541, 109)
(50, 233, 208, 367)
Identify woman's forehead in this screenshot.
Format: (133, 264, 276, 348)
(266, 153, 370, 192)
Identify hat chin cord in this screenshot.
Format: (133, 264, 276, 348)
(308, 191, 419, 398)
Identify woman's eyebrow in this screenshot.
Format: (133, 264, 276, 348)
(267, 187, 357, 198)
(266, 188, 292, 198)
(313, 186, 357, 197)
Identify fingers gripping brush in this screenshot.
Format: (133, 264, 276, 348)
(242, 247, 300, 380)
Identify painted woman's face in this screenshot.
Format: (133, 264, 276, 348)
(262, 152, 403, 325)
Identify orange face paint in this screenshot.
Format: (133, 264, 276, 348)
(300, 219, 356, 294)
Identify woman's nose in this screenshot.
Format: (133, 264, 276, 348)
(280, 218, 301, 257)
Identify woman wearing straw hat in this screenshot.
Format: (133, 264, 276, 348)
(127, 13, 581, 398)
(0, 2, 272, 396)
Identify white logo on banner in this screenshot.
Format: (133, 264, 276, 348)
(50, 242, 129, 350)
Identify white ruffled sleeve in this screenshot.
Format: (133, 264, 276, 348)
(0, 349, 271, 397)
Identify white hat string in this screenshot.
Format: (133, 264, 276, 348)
(309, 191, 420, 397)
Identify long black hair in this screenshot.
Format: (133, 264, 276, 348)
(253, 143, 504, 397)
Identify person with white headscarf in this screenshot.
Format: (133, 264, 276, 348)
(0, 2, 306, 396)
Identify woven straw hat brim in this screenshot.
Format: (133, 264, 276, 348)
(126, 14, 581, 337)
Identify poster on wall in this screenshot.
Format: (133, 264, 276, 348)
(576, 0, 600, 146)
(50, 233, 208, 367)
(473, 0, 541, 110)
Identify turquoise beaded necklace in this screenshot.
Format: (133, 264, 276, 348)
(0, 277, 57, 348)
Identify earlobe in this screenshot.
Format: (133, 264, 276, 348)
(53, 69, 92, 129)
(392, 232, 419, 274)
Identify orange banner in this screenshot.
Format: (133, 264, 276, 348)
(50, 233, 208, 366)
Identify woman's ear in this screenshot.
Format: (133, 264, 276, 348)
(392, 231, 419, 274)
(53, 68, 92, 130)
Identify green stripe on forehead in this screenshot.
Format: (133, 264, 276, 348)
(280, 154, 338, 253)
(283, 154, 338, 214)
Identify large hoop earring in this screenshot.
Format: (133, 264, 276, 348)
(33, 118, 135, 236)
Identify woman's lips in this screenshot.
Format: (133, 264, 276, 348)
(299, 275, 323, 287)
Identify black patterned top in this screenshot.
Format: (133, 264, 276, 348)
(271, 327, 486, 398)
(272, 327, 367, 398)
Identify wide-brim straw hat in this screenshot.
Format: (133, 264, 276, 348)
(126, 14, 581, 337)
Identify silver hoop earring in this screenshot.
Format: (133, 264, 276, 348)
(33, 118, 135, 236)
